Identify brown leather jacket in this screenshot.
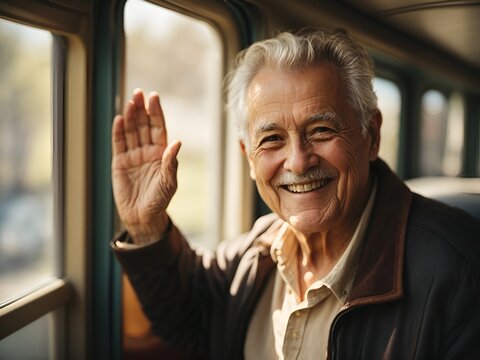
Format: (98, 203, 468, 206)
(113, 160, 480, 359)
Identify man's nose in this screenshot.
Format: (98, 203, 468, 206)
(283, 141, 319, 175)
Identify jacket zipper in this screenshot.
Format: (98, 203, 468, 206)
(327, 305, 355, 360)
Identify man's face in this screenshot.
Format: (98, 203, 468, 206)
(243, 63, 381, 237)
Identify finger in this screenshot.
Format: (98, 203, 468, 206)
(148, 92, 167, 146)
(161, 140, 182, 180)
(132, 89, 152, 146)
(112, 115, 126, 156)
(124, 100, 140, 149)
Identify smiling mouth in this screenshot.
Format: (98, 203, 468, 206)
(283, 178, 332, 193)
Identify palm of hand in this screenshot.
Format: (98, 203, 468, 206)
(113, 145, 169, 222)
(111, 90, 181, 242)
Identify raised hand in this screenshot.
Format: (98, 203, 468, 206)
(112, 89, 181, 245)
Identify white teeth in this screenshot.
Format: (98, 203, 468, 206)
(286, 179, 329, 193)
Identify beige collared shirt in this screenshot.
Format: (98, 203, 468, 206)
(245, 183, 376, 360)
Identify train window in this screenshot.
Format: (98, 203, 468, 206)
(419, 90, 449, 176)
(0, 19, 57, 305)
(374, 77, 402, 171)
(442, 92, 464, 176)
(124, 0, 222, 251)
(419, 89, 465, 176)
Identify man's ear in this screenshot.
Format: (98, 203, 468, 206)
(368, 110, 382, 161)
(240, 141, 256, 180)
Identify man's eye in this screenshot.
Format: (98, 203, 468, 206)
(312, 126, 331, 133)
(311, 126, 336, 138)
(259, 134, 281, 145)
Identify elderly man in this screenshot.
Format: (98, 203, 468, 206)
(111, 29, 480, 359)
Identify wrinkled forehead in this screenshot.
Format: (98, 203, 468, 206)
(246, 64, 347, 115)
(246, 62, 345, 103)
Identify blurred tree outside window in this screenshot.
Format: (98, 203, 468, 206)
(0, 19, 56, 305)
(0, 18, 56, 358)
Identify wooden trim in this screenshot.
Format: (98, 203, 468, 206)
(374, 1, 480, 17)
(0, 279, 72, 340)
(0, 0, 89, 38)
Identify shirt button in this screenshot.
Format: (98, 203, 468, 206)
(294, 311, 302, 317)
(292, 331, 299, 340)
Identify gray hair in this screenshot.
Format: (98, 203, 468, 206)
(226, 28, 378, 148)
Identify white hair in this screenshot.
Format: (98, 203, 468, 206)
(226, 28, 378, 148)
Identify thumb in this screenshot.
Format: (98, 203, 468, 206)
(161, 140, 182, 180)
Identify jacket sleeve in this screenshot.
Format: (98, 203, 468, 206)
(111, 215, 277, 357)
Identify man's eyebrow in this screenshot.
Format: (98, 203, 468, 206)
(252, 112, 341, 137)
(306, 112, 342, 127)
(253, 122, 280, 136)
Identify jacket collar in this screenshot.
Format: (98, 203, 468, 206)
(346, 159, 412, 307)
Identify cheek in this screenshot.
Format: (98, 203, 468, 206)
(318, 138, 358, 170)
(251, 156, 283, 213)
(251, 152, 282, 186)
(318, 139, 365, 197)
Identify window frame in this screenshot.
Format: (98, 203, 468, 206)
(0, 1, 90, 358)
(0, 279, 70, 339)
(0, 24, 69, 342)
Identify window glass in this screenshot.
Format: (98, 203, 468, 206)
(374, 78, 402, 171)
(124, 0, 222, 251)
(442, 92, 464, 176)
(0, 19, 56, 304)
(419, 90, 449, 176)
(0, 312, 53, 359)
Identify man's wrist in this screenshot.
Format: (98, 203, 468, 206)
(127, 216, 172, 246)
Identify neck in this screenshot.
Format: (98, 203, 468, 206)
(292, 173, 374, 286)
(291, 226, 357, 300)
(292, 228, 351, 271)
